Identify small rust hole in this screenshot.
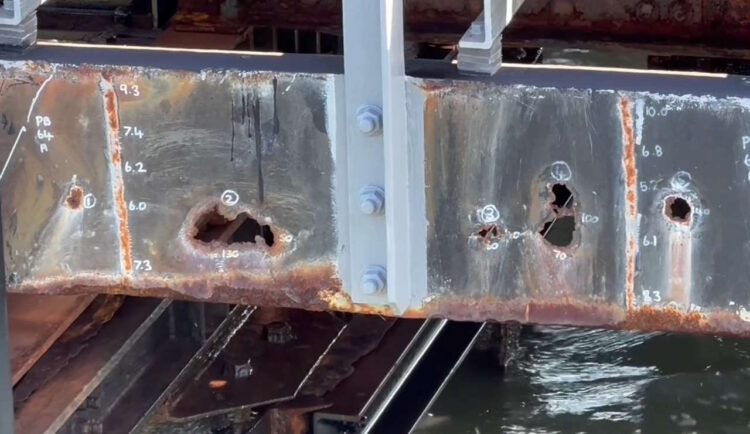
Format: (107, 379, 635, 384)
(66, 186, 83, 209)
(194, 208, 274, 247)
(539, 215, 575, 247)
(665, 196, 691, 224)
(551, 183, 573, 209)
(477, 224, 500, 239)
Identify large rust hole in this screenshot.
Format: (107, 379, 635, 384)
(539, 216, 575, 247)
(194, 208, 274, 247)
(551, 183, 573, 209)
(665, 196, 692, 225)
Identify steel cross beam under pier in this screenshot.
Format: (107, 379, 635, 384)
(0, 44, 750, 336)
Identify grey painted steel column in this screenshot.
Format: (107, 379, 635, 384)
(341, 1, 389, 307)
(0, 199, 15, 434)
(342, 0, 427, 312)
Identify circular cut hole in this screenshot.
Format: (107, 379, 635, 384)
(665, 196, 692, 224)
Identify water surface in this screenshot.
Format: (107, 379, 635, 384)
(417, 326, 750, 434)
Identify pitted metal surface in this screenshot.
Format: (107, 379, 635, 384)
(4, 47, 750, 335)
(0, 59, 343, 310)
(414, 73, 750, 335)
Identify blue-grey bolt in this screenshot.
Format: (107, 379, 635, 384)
(361, 265, 386, 295)
(356, 105, 383, 136)
(359, 185, 385, 215)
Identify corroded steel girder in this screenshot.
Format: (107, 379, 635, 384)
(3, 44, 750, 336)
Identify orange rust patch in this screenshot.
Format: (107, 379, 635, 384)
(620, 97, 637, 311)
(419, 296, 624, 327)
(104, 91, 120, 133)
(620, 305, 708, 333)
(114, 184, 133, 272)
(65, 187, 84, 209)
(626, 238, 636, 310)
(103, 86, 133, 274)
(208, 379, 227, 389)
(620, 97, 637, 219)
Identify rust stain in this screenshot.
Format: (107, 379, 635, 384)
(11, 273, 750, 336)
(58, 295, 124, 343)
(208, 379, 227, 389)
(668, 229, 692, 308)
(620, 96, 637, 311)
(620, 305, 708, 333)
(418, 296, 625, 327)
(102, 83, 133, 274)
(9, 264, 400, 316)
(418, 296, 750, 337)
(620, 97, 637, 219)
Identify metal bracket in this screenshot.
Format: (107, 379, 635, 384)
(457, 0, 525, 74)
(0, 0, 39, 47)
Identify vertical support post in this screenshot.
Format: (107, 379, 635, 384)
(0, 199, 14, 434)
(341, 1, 388, 306)
(341, 0, 426, 312)
(380, 0, 412, 312)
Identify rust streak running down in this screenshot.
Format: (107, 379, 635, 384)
(100, 78, 133, 275)
(620, 97, 637, 310)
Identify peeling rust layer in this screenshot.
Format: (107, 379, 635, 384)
(620, 96, 638, 311)
(421, 297, 750, 337)
(101, 79, 134, 275)
(10, 265, 399, 317)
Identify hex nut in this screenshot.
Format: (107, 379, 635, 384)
(356, 105, 383, 136)
(361, 265, 387, 295)
(359, 185, 385, 215)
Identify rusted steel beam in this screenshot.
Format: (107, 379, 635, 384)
(2, 44, 750, 336)
(8, 293, 95, 385)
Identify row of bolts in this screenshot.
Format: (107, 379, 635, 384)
(356, 105, 388, 296)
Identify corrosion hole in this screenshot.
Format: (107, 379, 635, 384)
(551, 183, 573, 208)
(539, 216, 575, 247)
(477, 224, 500, 239)
(665, 196, 691, 224)
(66, 186, 84, 209)
(194, 208, 275, 247)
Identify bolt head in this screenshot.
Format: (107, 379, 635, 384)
(359, 185, 385, 215)
(356, 105, 383, 136)
(361, 265, 386, 295)
(360, 198, 378, 214)
(358, 115, 377, 134)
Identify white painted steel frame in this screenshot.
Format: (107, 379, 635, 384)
(341, 0, 427, 312)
